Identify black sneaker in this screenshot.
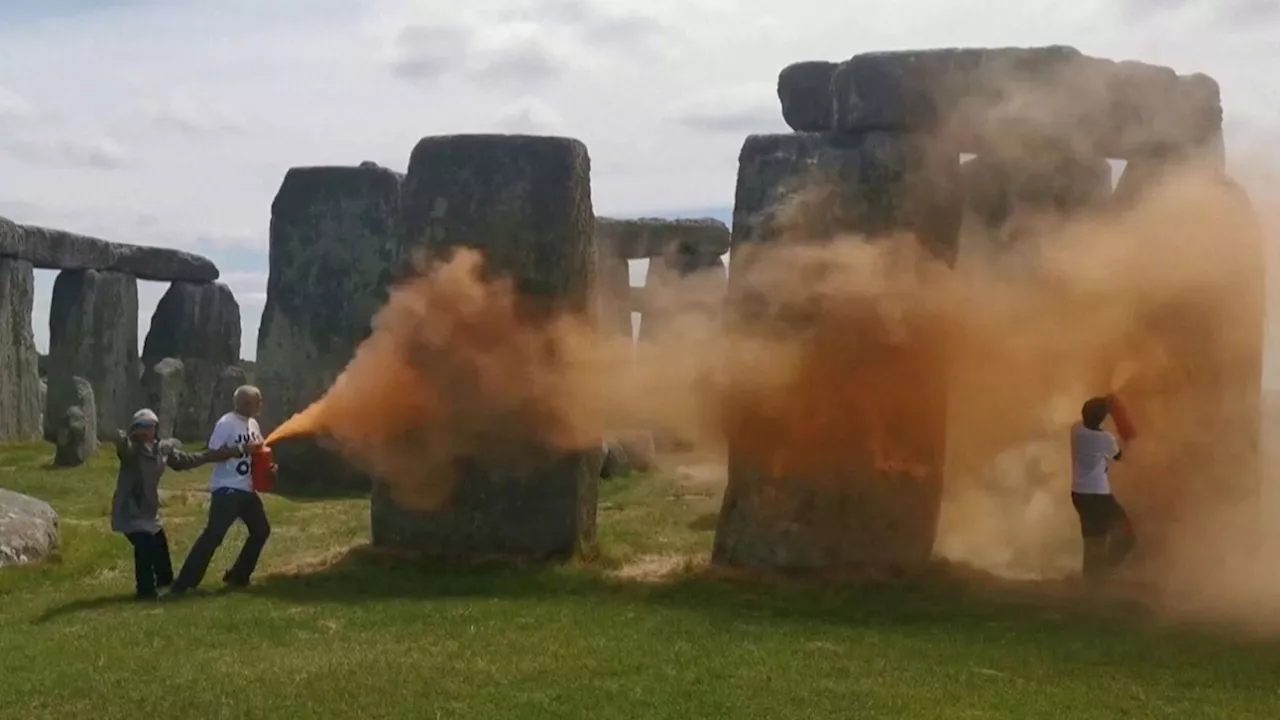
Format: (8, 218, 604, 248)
(222, 572, 249, 589)
(134, 592, 160, 602)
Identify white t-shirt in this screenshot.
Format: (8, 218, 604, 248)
(207, 412, 263, 492)
(1070, 423, 1120, 495)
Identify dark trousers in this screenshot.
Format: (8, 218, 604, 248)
(173, 489, 271, 591)
(1071, 492, 1136, 579)
(124, 529, 173, 598)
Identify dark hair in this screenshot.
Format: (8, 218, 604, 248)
(1081, 397, 1110, 429)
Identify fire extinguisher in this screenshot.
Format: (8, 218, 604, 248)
(250, 445, 274, 493)
(1106, 393, 1137, 442)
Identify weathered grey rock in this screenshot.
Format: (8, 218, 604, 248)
(600, 439, 632, 479)
(373, 134, 597, 559)
(53, 377, 97, 467)
(616, 430, 656, 473)
(46, 269, 139, 441)
(212, 365, 247, 416)
(638, 246, 727, 344)
(595, 218, 730, 260)
(256, 163, 404, 494)
(142, 282, 241, 440)
(239, 359, 257, 386)
(778, 61, 838, 133)
(0, 257, 42, 441)
(0, 219, 219, 282)
(592, 227, 633, 338)
(961, 152, 1112, 231)
(805, 46, 1221, 159)
(713, 131, 961, 573)
(37, 378, 46, 432)
(139, 358, 185, 439)
(144, 282, 240, 363)
(0, 488, 60, 568)
(832, 46, 1073, 135)
(730, 133, 962, 277)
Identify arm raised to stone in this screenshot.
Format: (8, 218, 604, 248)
(114, 430, 132, 460)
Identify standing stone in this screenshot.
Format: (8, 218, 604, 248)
(0, 256, 42, 441)
(212, 365, 247, 419)
(616, 430, 657, 473)
(256, 162, 404, 494)
(372, 134, 597, 560)
(0, 488, 60, 568)
(139, 358, 185, 439)
(600, 439, 632, 479)
(53, 377, 97, 467)
(778, 61, 838, 132)
(142, 281, 241, 440)
(595, 218, 730, 260)
(46, 269, 138, 441)
(1103, 168, 1265, 578)
(592, 228, 633, 338)
(37, 378, 46, 434)
(638, 243, 728, 344)
(713, 132, 961, 573)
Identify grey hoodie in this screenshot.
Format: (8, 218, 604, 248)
(110, 436, 213, 534)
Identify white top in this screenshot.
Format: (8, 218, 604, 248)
(207, 412, 263, 492)
(1070, 423, 1120, 495)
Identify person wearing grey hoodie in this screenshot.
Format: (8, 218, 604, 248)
(111, 409, 238, 600)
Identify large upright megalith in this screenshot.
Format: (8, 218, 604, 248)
(0, 247, 42, 441)
(142, 281, 241, 440)
(256, 162, 404, 493)
(372, 134, 597, 560)
(594, 217, 732, 342)
(53, 377, 97, 467)
(727, 45, 1234, 576)
(139, 358, 184, 439)
(46, 269, 139, 440)
(713, 131, 961, 572)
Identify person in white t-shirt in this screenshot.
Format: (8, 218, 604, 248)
(1069, 396, 1135, 580)
(170, 385, 276, 594)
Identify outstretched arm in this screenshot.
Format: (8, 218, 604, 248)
(162, 439, 238, 471)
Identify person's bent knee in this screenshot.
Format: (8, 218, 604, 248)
(251, 523, 271, 542)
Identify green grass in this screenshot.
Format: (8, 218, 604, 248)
(2, 443, 1279, 719)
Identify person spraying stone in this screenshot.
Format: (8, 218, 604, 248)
(171, 385, 277, 595)
(1069, 397, 1136, 580)
(111, 409, 238, 601)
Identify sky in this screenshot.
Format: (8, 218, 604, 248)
(1, 0, 1278, 373)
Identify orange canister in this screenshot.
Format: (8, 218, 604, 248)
(251, 446, 274, 493)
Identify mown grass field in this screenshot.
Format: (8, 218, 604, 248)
(2, 442, 1279, 719)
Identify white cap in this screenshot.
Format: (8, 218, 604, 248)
(130, 408, 159, 428)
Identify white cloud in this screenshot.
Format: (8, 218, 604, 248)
(669, 82, 789, 135)
(388, 23, 474, 80)
(493, 97, 563, 134)
(220, 270, 269, 305)
(389, 22, 566, 86)
(3, 0, 1280, 363)
(0, 85, 36, 120)
(4, 134, 128, 170)
(142, 94, 248, 137)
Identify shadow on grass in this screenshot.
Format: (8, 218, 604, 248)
(33, 593, 151, 622)
(268, 486, 371, 503)
(688, 512, 719, 532)
(238, 544, 1148, 634)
